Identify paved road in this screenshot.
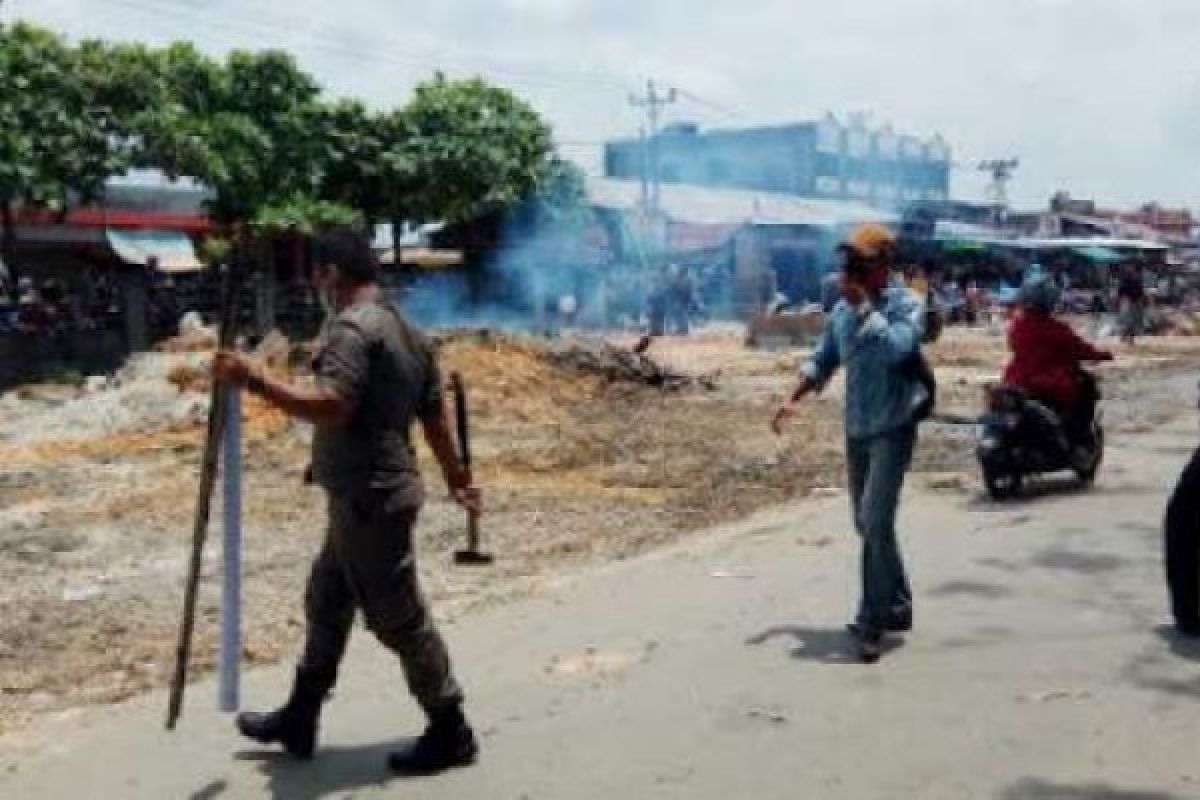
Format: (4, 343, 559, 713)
(3, 415, 1200, 800)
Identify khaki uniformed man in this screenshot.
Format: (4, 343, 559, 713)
(213, 228, 479, 774)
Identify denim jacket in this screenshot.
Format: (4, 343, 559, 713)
(803, 288, 928, 439)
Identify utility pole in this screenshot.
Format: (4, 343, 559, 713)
(629, 79, 678, 217)
(636, 125, 649, 212)
(978, 158, 1020, 225)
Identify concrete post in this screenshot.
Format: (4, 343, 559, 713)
(218, 387, 242, 713)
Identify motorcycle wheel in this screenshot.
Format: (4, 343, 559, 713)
(1074, 425, 1105, 486)
(983, 465, 1024, 500)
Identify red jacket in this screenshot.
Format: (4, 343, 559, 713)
(1002, 311, 1111, 412)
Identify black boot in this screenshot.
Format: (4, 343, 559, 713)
(235, 668, 331, 760)
(387, 703, 478, 775)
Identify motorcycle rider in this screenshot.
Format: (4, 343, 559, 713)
(1001, 273, 1114, 455)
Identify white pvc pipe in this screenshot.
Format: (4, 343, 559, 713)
(219, 387, 242, 712)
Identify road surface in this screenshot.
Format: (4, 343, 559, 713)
(3, 414, 1200, 800)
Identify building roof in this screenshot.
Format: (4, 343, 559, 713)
(587, 178, 895, 230)
(1011, 236, 1169, 253)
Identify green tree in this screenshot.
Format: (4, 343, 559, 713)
(0, 23, 125, 273)
(395, 74, 556, 226)
(311, 100, 389, 225)
(134, 47, 327, 226)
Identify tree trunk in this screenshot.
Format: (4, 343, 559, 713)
(254, 235, 277, 336)
(118, 266, 150, 354)
(1, 200, 18, 289)
(392, 215, 404, 269)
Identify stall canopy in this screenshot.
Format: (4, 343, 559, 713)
(106, 229, 204, 273)
(1073, 245, 1124, 264)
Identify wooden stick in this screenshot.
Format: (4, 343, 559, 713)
(166, 262, 240, 731)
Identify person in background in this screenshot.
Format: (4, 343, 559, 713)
(647, 268, 668, 336)
(557, 292, 578, 330)
(1002, 274, 1113, 451)
(669, 264, 696, 335)
(16, 283, 50, 334)
(965, 280, 983, 327)
(1118, 265, 1146, 344)
(821, 269, 843, 313)
(772, 222, 928, 663)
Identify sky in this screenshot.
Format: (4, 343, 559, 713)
(5, 0, 1199, 211)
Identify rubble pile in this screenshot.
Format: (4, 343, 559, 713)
(547, 338, 719, 391)
(155, 311, 217, 353)
(0, 339, 291, 467)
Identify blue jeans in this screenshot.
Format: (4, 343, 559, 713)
(847, 425, 917, 632)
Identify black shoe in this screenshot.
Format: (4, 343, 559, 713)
(235, 668, 330, 760)
(387, 707, 478, 775)
(1175, 618, 1200, 638)
(887, 608, 913, 633)
(852, 627, 884, 663)
(847, 609, 911, 637)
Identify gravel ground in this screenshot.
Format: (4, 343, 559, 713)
(1, 324, 1196, 736)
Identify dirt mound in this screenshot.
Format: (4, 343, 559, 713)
(433, 331, 600, 425)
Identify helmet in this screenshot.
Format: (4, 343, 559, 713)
(1019, 273, 1059, 313)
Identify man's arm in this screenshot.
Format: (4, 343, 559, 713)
(772, 317, 840, 434)
(414, 346, 480, 512)
(214, 352, 353, 427)
(420, 406, 480, 512)
(420, 400, 471, 495)
(856, 295, 924, 364)
(1054, 320, 1113, 363)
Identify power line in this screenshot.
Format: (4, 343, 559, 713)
(674, 88, 743, 120)
(42, 0, 635, 96)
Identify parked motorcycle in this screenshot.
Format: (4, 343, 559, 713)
(977, 371, 1104, 500)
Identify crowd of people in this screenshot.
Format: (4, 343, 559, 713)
(0, 276, 105, 336)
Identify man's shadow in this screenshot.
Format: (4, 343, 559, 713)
(746, 625, 902, 663)
(234, 738, 419, 800)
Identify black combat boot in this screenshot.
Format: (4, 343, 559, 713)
(386, 702, 478, 775)
(235, 668, 332, 759)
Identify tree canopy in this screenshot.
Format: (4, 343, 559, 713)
(0, 22, 583, 245)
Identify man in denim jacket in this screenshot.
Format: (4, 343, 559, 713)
(773, 222, 928, 662)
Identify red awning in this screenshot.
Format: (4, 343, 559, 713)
(15, 207, 212, 233)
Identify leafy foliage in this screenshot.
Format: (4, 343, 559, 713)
(0, 25, 573, 246)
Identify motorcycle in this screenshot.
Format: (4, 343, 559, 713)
(976, 370, 1104, 500)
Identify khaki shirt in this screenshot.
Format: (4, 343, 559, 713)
(310, 297, 442, 506)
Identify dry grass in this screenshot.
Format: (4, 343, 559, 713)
(4, 326, 1200, 736)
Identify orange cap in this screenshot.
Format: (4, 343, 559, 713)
(842, 222, 897, 261)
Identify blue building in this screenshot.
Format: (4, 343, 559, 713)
(604, 114, 951, 209)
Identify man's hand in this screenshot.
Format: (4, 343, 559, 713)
(772, 377, 816, 435)
(771, 402, 796, 436)
(453, 486, 484, 516)
(448, 466, 484, 515)
(842, 279, 867, 306)
(212, 350, 258, 388)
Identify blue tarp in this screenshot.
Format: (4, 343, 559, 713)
(1073, 245, 1124, 264)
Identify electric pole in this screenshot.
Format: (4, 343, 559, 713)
(978, 158, 1020, 222)
(629, 79, 678, 216)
